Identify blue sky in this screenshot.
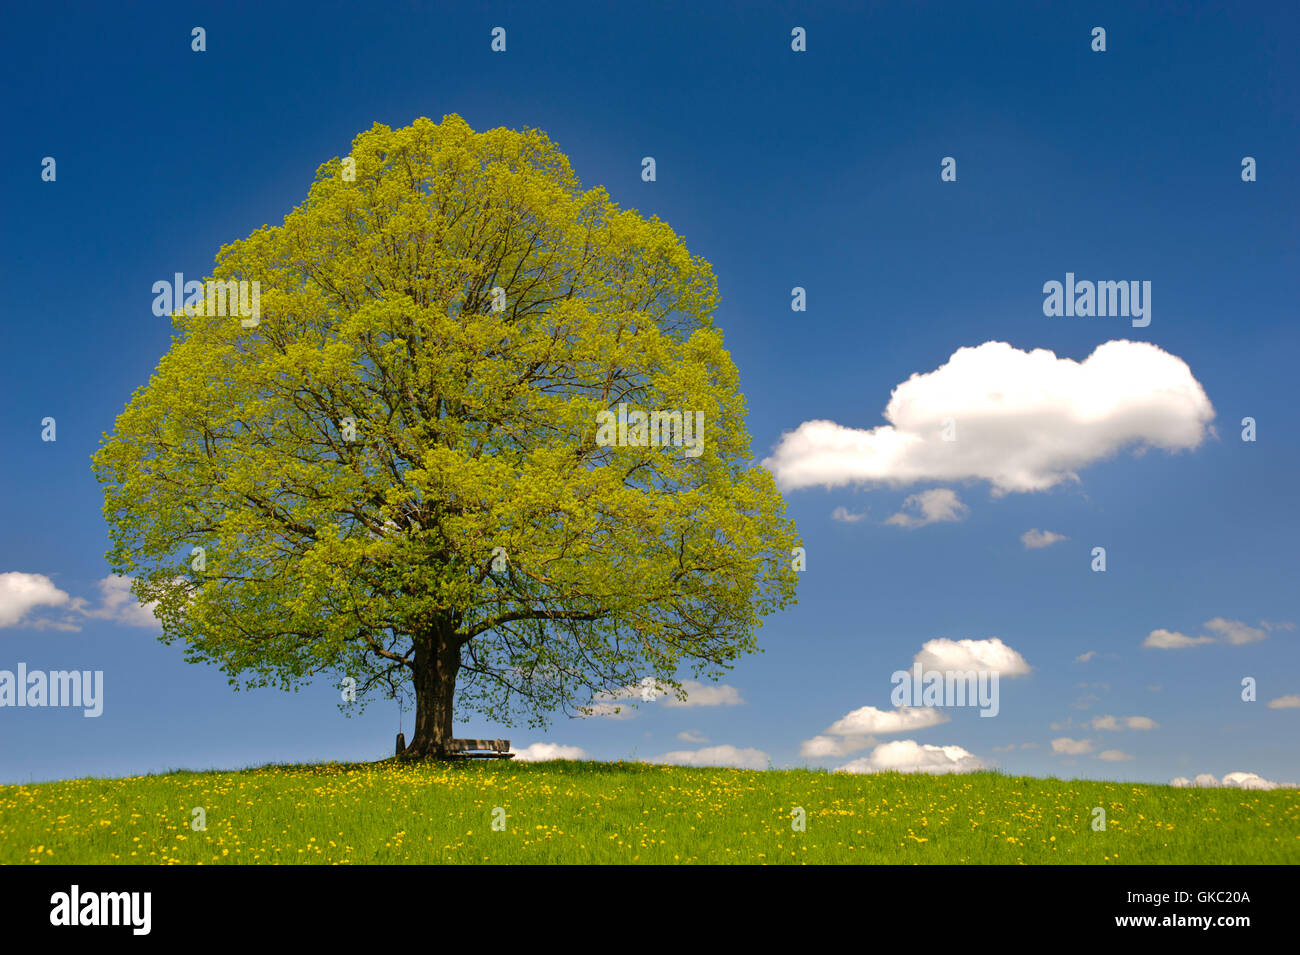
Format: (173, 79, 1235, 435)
(2, 1, 1297, 785)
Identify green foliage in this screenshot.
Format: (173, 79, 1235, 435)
(93, 115, 799, 727)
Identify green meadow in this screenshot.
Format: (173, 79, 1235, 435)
(2, 760, 1296, 864)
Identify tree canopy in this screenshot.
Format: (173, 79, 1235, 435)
(93, 114, 799, 755)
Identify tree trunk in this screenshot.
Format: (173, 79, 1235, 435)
(403, 628, 460, 760)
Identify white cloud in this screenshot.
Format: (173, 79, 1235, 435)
(914, 637, 1031, 677)
(885, 488, 968, 528)
(1220, 772, 1289, 790)
(654, 745, 769, 770)
(677, 729, 709, 743)
(826, 705, 949, 736)
(1267, 695, 1300, 710)
(580, 678, 742, 717)
(75, 575, 161, 628)
(802, 704, 948, 759)
(1022, 529, 1068, 549)
(1143, 628, 1213, 650)
(800, 734, 875, 758)
(1203, 617, 1266, 646)
(510, 743, 588, 762)
(0, 572, 71, 628)
(579, 684, 643, 719)
(661, 680, 744, 708)
(1170, 773, 1222, 788)
(830, 506, 869, 524)
(1091, 715, 1159, 731)
(0, 572, 160, 631)
(1051, 737, 1093, 755)
(1146, 617, 1288, 650)
(580, 703, 635, 718)
(1097, 750, 1134, 762)
(763, 340, 1214, 495)
(835, 740, 984, 775)
(1075, 651, 1096, 663)
(1171, 772, 1295, 790)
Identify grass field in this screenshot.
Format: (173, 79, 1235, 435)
(2, 759, 1297, 864)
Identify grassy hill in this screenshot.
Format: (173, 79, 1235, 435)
(2, 759, 1296, 864)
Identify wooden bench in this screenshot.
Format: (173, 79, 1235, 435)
(447, 738, 514, 759)
(394, 734, 514, 758)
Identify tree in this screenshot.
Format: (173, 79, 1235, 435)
(93, 115, 799, 758)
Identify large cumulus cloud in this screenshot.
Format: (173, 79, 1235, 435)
(763, 340, 1214, 495)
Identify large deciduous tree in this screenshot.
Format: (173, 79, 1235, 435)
(93, 115, 799, 758)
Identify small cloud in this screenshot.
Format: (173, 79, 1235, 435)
(1097, 749, 1134, 762)
(510, 743, 588, 762)
(830, 506, 869, 524)
(580, 678, 742, 716)
(661, 681, 744, 708)
(885, 488, 968, 529)
(913, 637, 1031, 677)
(654, 745, 769, 770)
(75, 575, 161, 629)
(802, 704, 946, 759)
(1267, 695, 1300, 710)
(825, 705, 948, 736)
(835, 740, 984, 775)
(799, 734, 875, 758)
(1021, 528, 1068, 550)
(577, 686, 647, 722)
(1220, 771, 1290, 790)
(1171, 772, 1294, 790)
(1074, 650, 1096, 663)
(1146, 617, 1289, 650)
(578, 702, 636, 719)
(1143, 628, 1213, 650)
(1051, 737, 1093, 755)
(0, 572, 161, 632)
(1091, 715, 1159, 731)
(578, 684, 643, 719)
(1203, 617, 1266, 646)
(0, 572, 71, 628)
(677, 729, 709, 744)
(1171, 773, 1223, 788)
